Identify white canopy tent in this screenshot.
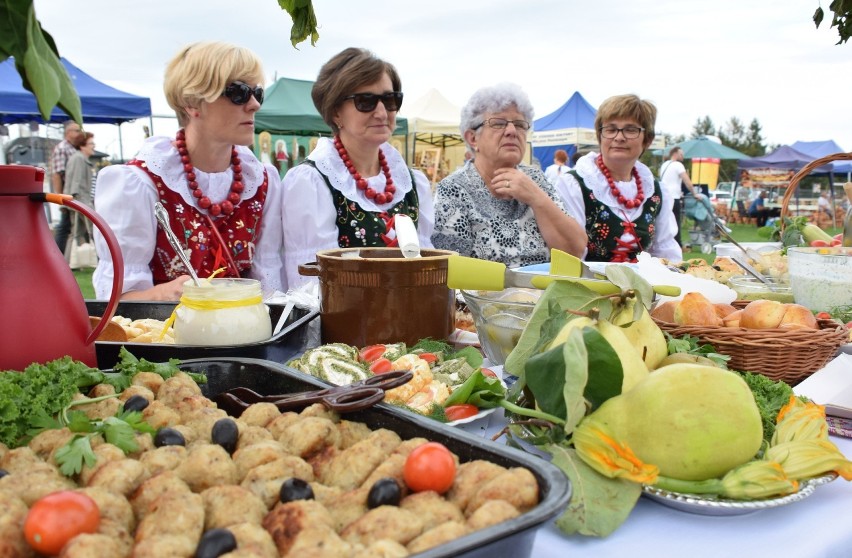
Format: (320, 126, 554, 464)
(398, 89, 466, 183)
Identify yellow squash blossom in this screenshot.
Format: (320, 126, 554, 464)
(766, 439, 852, 481)
(573, 420, 659, 484)
(772, 396, 828, 445)
(654, 461, 797, 500)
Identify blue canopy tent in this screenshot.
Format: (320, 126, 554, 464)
(0, 57, 152, 160)
(531, 91, 597, 169)
(791, 140, 852, 175)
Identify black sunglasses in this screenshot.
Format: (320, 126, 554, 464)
(222, 81, 264, 105)
(343, 91, 403, 113)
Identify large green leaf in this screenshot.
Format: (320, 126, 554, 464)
(277, 0, 319, 47)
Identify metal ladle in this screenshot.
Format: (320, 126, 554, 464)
(730, 256, 782, 292)
(715, 222, 763, 261)
(154, 201, 201, 286)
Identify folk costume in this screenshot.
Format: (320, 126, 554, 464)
(92, 134, 284, 298)
(556, 151, 681, 262)
(279, 137, 434, 290)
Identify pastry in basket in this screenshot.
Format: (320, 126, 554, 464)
(110, 316, 175, 344)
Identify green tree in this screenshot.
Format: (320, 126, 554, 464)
(691, 116, 716, 138)
(814, 1, 852, 44)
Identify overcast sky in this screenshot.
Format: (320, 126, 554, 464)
(20, 0, 852, 160)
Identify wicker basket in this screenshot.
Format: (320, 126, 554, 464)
(779, 151, 852, 225)
(653, 306, 847, 385)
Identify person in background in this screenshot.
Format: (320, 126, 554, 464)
(818, 189, 833, 219)
(431, 83, 586, 267)
(556, 94, 681, 262)
(659, 146, 704, 249)
(278, 47, 434, 290)
(64, 132, 97, 256)
(748, 190, 775, 227)
(544, 149, 570, 185)
(50, 120, 83, 254)
(93, 41, 283, 300)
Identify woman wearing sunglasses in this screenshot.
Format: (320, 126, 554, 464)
(278, 47, 434, 289)
(555, 94, 680, 263)
(92, 41, 284, 300)
(431, 83, 586, 267)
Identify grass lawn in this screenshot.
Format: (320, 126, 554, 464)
(73, 221, 842, 296)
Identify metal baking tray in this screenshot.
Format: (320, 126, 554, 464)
(185, 357, 571, 558)
(85, 301, 319, 370)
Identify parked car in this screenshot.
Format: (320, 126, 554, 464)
(710, 181, 734, 205)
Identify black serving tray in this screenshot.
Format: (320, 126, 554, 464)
(86, 301, 319, 370)
(184, 357, 571, 558)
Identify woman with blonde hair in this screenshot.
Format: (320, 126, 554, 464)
(556, 94, 680, 262)
(93, 41, 283, 300)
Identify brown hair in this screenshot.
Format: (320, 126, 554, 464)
(312, 47, 402, 134)
(554, 149, 568, 163)
(594, 94, 657, 150)
(668, 146, 682, 158)
(72, 132, 94, 149)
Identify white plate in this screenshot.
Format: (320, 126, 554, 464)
(642, 474, 837, 516)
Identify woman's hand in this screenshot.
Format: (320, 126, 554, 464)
(490, 168, 547, 206)
(121, 275, 192, 301)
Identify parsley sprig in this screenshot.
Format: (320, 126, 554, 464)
(31, 395, 156, 476)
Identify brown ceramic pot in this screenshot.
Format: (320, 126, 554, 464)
(299, 248, 456, 347)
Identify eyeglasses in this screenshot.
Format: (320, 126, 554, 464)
(600, 125, 645, 139)
(343, 91, 404, 113)
(475, 118, 531, 132)
(222, 81, 264, 105)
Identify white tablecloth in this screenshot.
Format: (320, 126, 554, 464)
(456, 407, 852, 558)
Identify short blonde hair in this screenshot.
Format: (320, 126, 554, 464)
(594, 94, 657, 150)
(164, 41, 264, 127)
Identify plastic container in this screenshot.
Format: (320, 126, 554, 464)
(187, 357, 571, 558)
(727, 275, 794, 303)
(461, 289, 540, 365)
(85, 300, 319, 369)
(788, 247, 852, 312)
(714, 242, 782, 260)
(174, 278, 270, 345)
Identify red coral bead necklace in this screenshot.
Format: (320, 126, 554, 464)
(334, 135, 396, 205)
(595, 155, 644, 210)
(176, 129, 244, 217)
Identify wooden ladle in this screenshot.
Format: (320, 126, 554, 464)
(89, 316, 128, 342)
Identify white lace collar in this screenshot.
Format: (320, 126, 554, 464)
(575, 151, 656, 214)
(135, 136, 264, 207)
(309, 137, 414, 212)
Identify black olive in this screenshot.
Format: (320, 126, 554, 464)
(211, 418, 239, 455)
(194, 528, 237, 558)
(123, 394, 150, 413)
(279, 477, 314, 503)
(154, 427, 186, 448)
(367, 478, 401, 508)
(0, 469, 8, 479)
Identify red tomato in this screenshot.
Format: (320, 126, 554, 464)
(418, 352, 438, 364)
(445, 404, 479, 421)
(810, 239, 830, 247)
(359, 345, 386, 363)
(24, 491, 100, 555)
(481, 367, 497, 378)
(369, 358, 394, 374)
(831, 238, 843, 246)
(403, 442, 457, 493)
(815, 311, 832, 320)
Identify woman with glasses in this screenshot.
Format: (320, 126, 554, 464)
(431, 83, 586, 267)
(278, 47, 434, 289)
(555, 94, 680, 263)
(92, 41, 284, 300)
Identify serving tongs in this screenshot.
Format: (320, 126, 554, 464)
(214, 369, 413, 416)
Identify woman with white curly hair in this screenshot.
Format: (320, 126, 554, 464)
(431, 83, 586, 267)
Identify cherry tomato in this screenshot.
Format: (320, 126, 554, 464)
(444, 404, 479, 421)
(403, 442, 456, 494)
(24, 491, 100, 555)
(418, 352, 438, 364)
(810, 239, 830, 247)
(369, 358, 393, 374)
(359, 344, 386, 363)
(815, 311, 832, 320)
(481, 367, 497, 378)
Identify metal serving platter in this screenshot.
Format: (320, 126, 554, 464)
(183, 357, 572, 558)
(86, 301, 319, 369)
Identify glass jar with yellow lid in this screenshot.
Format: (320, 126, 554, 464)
(174, 278, 271, 345)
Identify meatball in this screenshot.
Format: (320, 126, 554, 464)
(407, 520, 469, 554)
(298, 402, 338, 422)
(130, 535, 195, 558)
(175, 444, 238, 492)
(79, 443, 127, 486)
(131, 372, 165, 395)
(0, 496, 30, 558)
(319, 429, 401, 490)
(261, 500, 341, 557)
(336, 420, 373, 449)
(340, 505, 423, 547)
(466, 499, 520, 531)
(10, 465, 75, 505)
(232, 440, 290, 482)
(277, 417, 341, 459)
(201, 485, 267, 529)
(118, 384, 155, 403)
(183, 407, 231, 444)
(156, 372, 202, 401)
(130, 471, 192, 521)
(446, 460, 506, 512)
(0, 446, 43, 473)
(240, 455, 314, 509)
(77, 394, 122, 420)
(351, 539, 409, 558)
(359, 454, 406, 492)
(27, 427, 74, 464)
(239, 402, 281, 428)
(59, 533, 128, 558)
(466, 467, 539, 515)
(141, 400, 181, 429)
(78, 486, 136, 532)
(322, 487, 368, 532)
(138, 445, 187, 476)
(227, 522, 278, 557)
(86, 458, 150, 498)
(135, 491, 204, 542)
(235, 425, 274, 450)
(400, 491, 464, 531)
